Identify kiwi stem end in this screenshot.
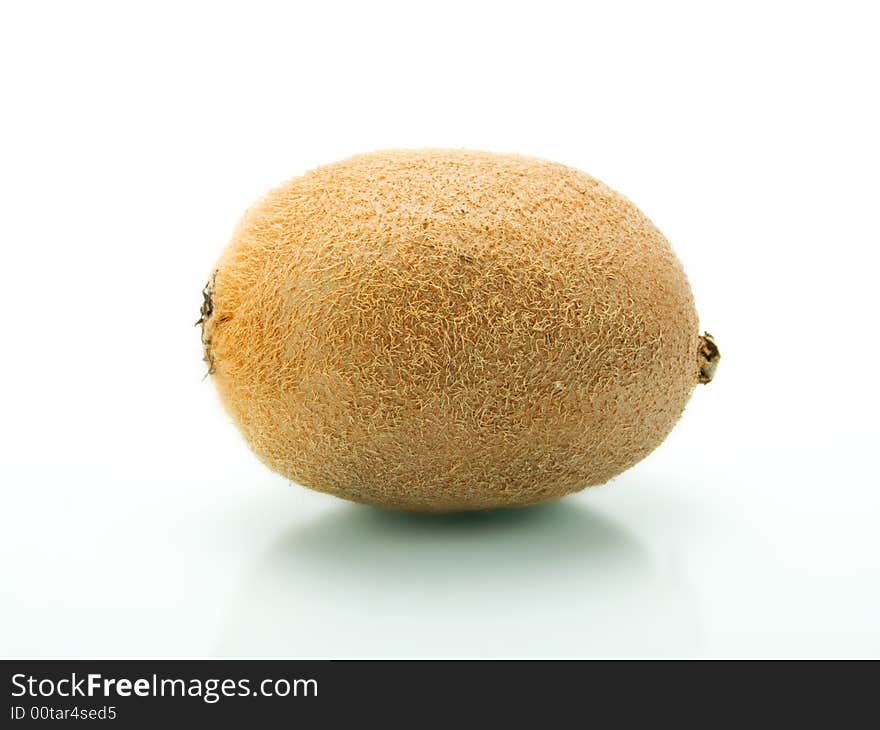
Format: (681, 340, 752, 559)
(698, 332, 720, 384)
(196, 272, 217, 377)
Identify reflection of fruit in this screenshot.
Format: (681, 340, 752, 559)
(201, 150, 717, 511)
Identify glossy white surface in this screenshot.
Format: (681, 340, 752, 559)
(2, 1, 877, 658)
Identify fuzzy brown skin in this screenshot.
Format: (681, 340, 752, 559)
(204, 150, 709, 512)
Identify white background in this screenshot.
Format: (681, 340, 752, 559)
(2, 1, 878, 658)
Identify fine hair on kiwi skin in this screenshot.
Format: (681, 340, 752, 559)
(200, 285, 720, 386)
(199, 149, 719, 512)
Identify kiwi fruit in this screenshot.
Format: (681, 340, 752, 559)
(200, 150, 718, 512)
